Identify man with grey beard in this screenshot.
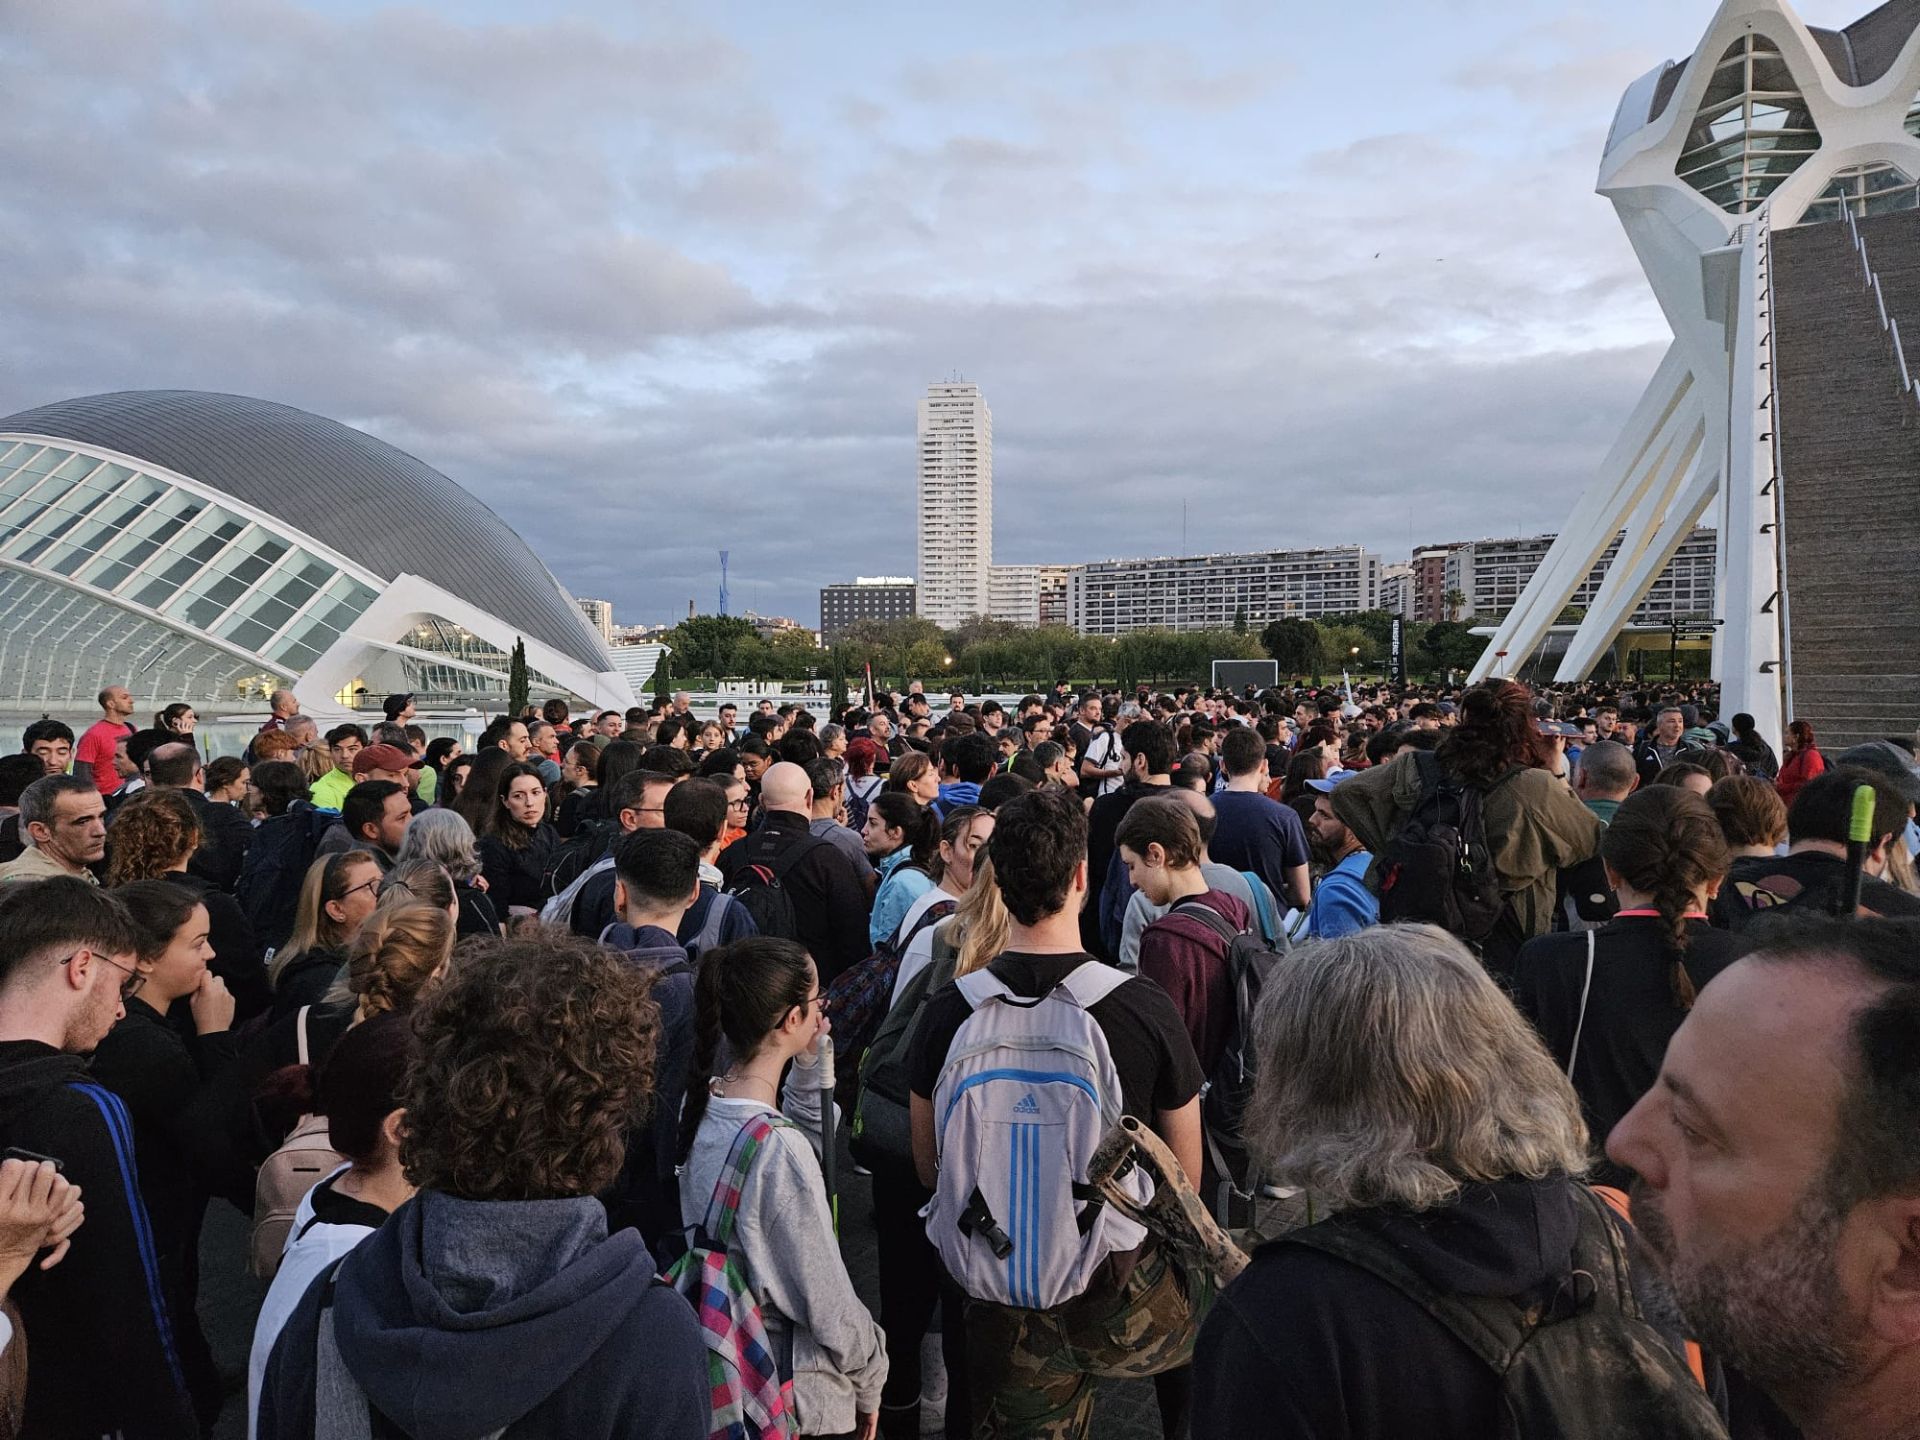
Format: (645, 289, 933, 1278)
(1609, 917, 1920, 1440)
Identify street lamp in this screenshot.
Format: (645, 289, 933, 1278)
(943, 655, 952, 668)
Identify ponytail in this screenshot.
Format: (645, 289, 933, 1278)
(676, 938, 814, 1163)
(1601, 787, 1731, 1012)
(870, 791, 937, 868)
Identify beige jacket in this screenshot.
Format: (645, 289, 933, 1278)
(1331, 751, 1601, 940)
(0, 847, 96, 884)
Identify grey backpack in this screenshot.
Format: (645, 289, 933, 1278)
(926, 961, 1150, 1309)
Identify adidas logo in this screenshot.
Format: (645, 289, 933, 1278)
(1012, 1094, 1040, 1116)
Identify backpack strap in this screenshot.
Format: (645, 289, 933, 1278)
(752, 832, 827, 886)
(703, 1113, 789, 1248)
(1055, 959, 1130, 1010)
(1239, 873, 1281, 945)
(955, 968, 1016, 1009)
(296, 1005, 312, 1068)
(892, 896, 957, 954)
(1166, 897, 1245, 948)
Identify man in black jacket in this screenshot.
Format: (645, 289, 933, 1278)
(0, 877, 197, 1438)
(717, 761, 872, 982)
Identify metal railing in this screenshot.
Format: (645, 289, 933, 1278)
(1837, 204, 1920, 409)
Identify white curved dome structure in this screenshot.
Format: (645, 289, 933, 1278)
(0, 390, 633, 716)
(1472, 0, 1920, 741)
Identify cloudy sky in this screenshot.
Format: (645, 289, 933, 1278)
(0, 0, 1869, 626)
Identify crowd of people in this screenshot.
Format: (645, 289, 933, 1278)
(0, 674, 1912, 1439)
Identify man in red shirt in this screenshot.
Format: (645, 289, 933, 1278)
(74, 686, 134, 793)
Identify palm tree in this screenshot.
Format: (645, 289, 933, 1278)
(1443, 588, 1467, 623)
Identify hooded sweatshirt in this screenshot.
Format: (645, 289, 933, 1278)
(1193, 1174, 1710, 1439)
(0, 1040, 196, 1438)
(258, 1189, 707, 1440)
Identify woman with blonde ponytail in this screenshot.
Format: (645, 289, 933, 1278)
(1514, 786, 1752, 1186)
(335, 900, 455, 1021)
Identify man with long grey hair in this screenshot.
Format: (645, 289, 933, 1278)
(1192, 924, 1726, 1439)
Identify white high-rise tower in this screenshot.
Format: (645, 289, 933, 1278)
(916, 381, 992, 627)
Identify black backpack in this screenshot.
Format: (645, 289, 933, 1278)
(544, 817, 618, 898)
(1162, 898, 1285, 1191)
(1285, 1186, 1726, 1440)
(236, 803, 337, 952)
(1376, 753, 1520, 944)
(722, 834, 826, 943)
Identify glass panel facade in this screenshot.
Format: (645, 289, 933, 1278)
(1797, 163, 1920, 225)
(1677, 34, 1820, 215)
(0, 438, 387, 671)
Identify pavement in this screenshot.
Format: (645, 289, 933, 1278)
(201, 1128, 1165, 1439)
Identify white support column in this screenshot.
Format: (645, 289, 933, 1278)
(1471, 343, 1697, 680)
(1718, 214, 1788, 748)
(1555, 436, 1714, 680)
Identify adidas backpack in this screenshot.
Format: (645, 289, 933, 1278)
(926, 961, 1151, 1309)
(1376, 752, 1520, 944)
(662, 1114, 801, 1440)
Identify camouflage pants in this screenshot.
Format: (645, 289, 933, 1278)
(963, 1245, 1214, 1440)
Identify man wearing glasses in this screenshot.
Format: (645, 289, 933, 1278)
(0, 775, 107, 884)
(0, 877, 198, 1436)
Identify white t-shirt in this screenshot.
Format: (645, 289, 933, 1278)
(888, 883, 964, 1005)
(246, 1166, 384, 1440)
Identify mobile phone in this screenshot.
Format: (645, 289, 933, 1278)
(2, 1148, 63, 1173)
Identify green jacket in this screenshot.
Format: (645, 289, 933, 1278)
(1330, 752, 1602, 940)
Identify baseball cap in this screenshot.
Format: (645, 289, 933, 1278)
(1834, 742, 1920, 805)
(381, 692, 414, 718)
(1536, 721, 1582, 738)
(1305, 768, 1358, 793)
(351, 743, 414, 776)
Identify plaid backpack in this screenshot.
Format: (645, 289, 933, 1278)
(823, 897, 955, 1060)
(662, 1114, 800, 1440)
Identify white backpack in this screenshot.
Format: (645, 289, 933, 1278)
(925, 962, 1150, 1309)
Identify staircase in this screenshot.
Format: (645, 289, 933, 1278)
(1770, 208, 1920, 751)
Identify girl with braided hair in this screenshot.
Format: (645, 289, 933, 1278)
(677, 937, 888, 1438)
(332, 899, 454, 1022)
(1513, 785, 1752, 1187)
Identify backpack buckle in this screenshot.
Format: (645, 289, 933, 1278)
(958, 1187, 1014, 1260)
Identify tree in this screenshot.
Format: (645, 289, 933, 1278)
(652, 645, 673, 704)
(663, 614, 759, 679)
(1232, 604, 1248, 636)
(1261, 617, 1322, 680)
(507, 637, 529, 717)
(1443, 587, 1468, 623)
(1419, 621, 1485, 678)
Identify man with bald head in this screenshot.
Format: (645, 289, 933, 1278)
(1117, 785, 1283, 968)
(716, 760, 873, 981)
(144, 740, 254, 891)
(1609, 917, 1920, 1440)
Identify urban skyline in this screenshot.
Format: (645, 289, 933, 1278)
(8, 1, 1840, 628)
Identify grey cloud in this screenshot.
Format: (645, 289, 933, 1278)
(0, 1, 1673, 630)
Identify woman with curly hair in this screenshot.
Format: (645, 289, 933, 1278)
(107, 788, 269, 1018)
(255, 935, 707, 1439)
(1330, 679, 1603, 981)
(678, 937, 887, 1438)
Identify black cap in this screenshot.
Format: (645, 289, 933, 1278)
(381, 693, 415, 719)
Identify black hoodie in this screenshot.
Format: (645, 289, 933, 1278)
(1193, 1175, 1714, 1439)
(0, 1039, 197, 1438)
(259, 1190, 707, 1439)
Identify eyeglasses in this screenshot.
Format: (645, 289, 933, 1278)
(339, 877, 381, 902)
(71, 950, 144, 999)
(790, 990, 823, 1021)
(726, 798, 750, 810)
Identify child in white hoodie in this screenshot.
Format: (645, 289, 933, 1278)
(678, 937, 888, 1439)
